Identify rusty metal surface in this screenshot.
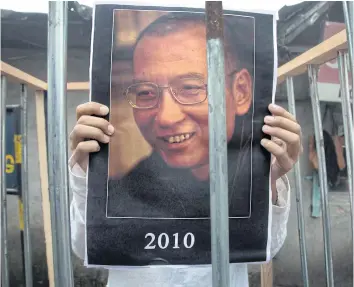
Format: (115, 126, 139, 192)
(205, 1, 224, 41)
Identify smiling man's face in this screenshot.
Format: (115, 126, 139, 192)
(131, 22, 252, 179)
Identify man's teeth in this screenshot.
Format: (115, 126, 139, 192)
(168, 133, 192, 143)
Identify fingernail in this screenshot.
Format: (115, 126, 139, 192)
(96, 144, 101, 151)
(100, 106, 109, 115)
(264, 116, 274, 123)
(260, 139, 267, 146)
(103, 135, 110, 143)
(270, 104, 280, 110)
(107, 124, 115, 135)
(262, 125, 270, 132)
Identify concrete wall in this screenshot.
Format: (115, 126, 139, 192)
(3, 48, 352, 286)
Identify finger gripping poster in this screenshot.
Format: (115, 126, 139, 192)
(87, 1, 276, 267)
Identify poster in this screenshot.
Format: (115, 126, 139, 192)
(87, 1, 277, 267)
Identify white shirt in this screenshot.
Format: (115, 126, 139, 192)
(69, 160, 291, 287)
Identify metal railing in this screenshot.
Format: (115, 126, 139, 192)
(286, 77, 309, 287)
(1, 83, 34, 287)
(308, 65, 335, 287)
(0, 1, 353, 287)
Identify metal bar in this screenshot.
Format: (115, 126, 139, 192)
(11, 104, 27, 285)
(343, 1, 354, 126)
(21, 84, 33, 287)
(1, 75, 10, 287)
(343, 2, 353, 75)
(47, 2, 74, 286)
(308, 65, 334, 287)
(6, 105, 20, 109)
(286, 77, 309, 287)
(6, 188, 19, 195)
(16, 103, 27, 286)
(343, 2, 353, 62)
(205, 2, 230, 287)
(19, 227, 26, 284)
(342, 4, 354, 284)
(343, 54, 354, 214)
(350, 2, 354, 126)
(338, 52, 354, 208)
(338, 51, 354, 287)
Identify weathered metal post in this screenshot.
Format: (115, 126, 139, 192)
(47, 2, 74, 286)
(286, 77, 309, 287)
(342, 3, 354, 285)
(343, 2, 353, 105)
(1, 75, 9, 287)
(20, 83, 33, 287)
(338, 50, 354, 287)
(205, 2, 230, 287)
(308, 65, 334, 287)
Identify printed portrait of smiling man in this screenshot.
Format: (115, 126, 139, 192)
(106, 11, 255, 219)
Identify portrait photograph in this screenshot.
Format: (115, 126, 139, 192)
(87, 2, 276, 267)
(106, 9, 255, 220)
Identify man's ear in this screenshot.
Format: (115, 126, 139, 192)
(231, 68, 252, 116)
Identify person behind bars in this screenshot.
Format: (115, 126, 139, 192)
(69, 12, 301, 287)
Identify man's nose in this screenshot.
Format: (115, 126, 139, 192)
(155, 88, 185, 128)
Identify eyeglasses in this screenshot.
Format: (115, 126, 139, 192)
(125, 78, 207, 109)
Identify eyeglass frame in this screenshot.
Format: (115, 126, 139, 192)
(124, 70, 240, 110)
(124, 78, 207, 109)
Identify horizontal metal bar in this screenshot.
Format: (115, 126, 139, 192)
(6, 189, 18, 196)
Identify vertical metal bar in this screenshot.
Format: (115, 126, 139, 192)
(343, 1, 354, 125)
(15, 105, 27, 286)
(343, 2, 353, 63)
(338, 51, 354, 287)
(1, 75, 9, 287)
(350, 2, 354, 125)
(205, 2, 230, 287)
(20, 84, 33, 287)
(13, 104, 27, 285)
(47, 2, 74, 286)
(286, 77, 309, 287)
(346, 4, 354, 284)
(346, 55, 354, 214)
(343, 2, 354, 75)
(308, 65, 334, 287)
(19, 201, 27, 285)
(338, 52, 354, 209)
(342, 4, 354, 283)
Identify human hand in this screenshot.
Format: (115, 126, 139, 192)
(261, 104, 303, 203)
(69, 101, 114, 171)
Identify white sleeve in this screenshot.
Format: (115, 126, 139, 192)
(69, 157, 87, 261)
(270, 175, 291, 258)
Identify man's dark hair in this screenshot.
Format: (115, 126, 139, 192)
(133, 12, 254, 77)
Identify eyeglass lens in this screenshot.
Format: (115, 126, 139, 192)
(126, 78, 207, 108)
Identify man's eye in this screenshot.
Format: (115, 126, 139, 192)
(183, 85, 201, 90)
(137, 90, 156, 97)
